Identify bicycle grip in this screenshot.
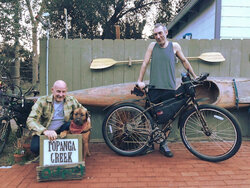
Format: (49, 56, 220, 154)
(131, 86, 144, 96)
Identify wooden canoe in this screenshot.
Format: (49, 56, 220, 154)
(68, 77, 250, 109)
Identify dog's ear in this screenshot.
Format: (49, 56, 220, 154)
(86, 110, 90, 119)
(70, 110, 75, 120)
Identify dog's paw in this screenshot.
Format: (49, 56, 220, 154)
(60, 131, 67, 138)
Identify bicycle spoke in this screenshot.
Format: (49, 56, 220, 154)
(181, 105, 241, 162)
(103, 104, 152, 156)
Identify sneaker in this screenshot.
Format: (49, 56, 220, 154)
(139, 144, 154, 155)
(159, 140, 173, 158)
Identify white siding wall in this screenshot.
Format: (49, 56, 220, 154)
(221, 0, 250, 39)
(174, 1, 216, 39)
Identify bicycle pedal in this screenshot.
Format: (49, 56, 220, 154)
(152, 129, 166, 144)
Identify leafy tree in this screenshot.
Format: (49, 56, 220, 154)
(0, 0, 189, 85)
(0, 0, 22, 85)
(44, 0, 189, 39)
(0, 0, 47, 85)
(155, 0, 189, 29)
(45, 0, 162, 39)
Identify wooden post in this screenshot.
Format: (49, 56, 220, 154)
(115, 25, 120, 39)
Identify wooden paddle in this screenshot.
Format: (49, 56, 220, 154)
(90, 57, 143, 69)
(90, 52, 225, 69)
(187, 52, 225, 62)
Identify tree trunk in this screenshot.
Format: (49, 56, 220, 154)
(11, 45, 20, 87)
(32, 25, 39, 85)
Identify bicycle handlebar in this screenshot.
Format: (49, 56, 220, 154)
(0, 85, 39, 101)
(131, 72, 210, 97)
(196, 72, 209, 82)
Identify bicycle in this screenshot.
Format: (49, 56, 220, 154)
(102, 72, 242, 162)
(0, 75, 39, 154)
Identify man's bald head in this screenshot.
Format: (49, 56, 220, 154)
(53, 80, 67, 89)
(51, 80, 68, 102)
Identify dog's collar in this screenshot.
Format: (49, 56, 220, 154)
(70, 121, 85, 134)
(70, 121, 91, 134)
(81, 128, 92, 134)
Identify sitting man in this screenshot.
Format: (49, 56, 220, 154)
(27, 80, 87, 157)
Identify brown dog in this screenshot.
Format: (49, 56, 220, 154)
(60, 108, 91, 161)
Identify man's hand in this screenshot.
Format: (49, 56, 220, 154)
(43, 130, 57, 141)
(137, 81, 145, 89)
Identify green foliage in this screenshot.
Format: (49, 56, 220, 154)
(0, 0, 22, 45)
(44, 0, 189, 39)
(0, 44, 32, 83)
(44, 0, 158, 39)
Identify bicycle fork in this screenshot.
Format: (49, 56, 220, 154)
(193, 103, 212, 136)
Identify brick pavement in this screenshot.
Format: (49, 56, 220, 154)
(1, 141, 250, 188)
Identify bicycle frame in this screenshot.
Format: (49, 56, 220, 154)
(130, 73, 210, 140)
(136, 90, 193, 134)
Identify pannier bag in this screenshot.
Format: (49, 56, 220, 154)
(153, 97, 187, 124)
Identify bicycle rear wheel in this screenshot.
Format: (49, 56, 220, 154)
(0, 117, 11, 154)
(180, 104, 242, 162)
(102, 103, 153, 156)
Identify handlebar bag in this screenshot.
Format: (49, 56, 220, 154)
(181, 73, 195, 97)
(153, 97, 187, 124)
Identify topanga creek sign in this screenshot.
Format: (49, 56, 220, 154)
(37, 135, 85, 182)
(39, 135, 82, 166)
(43, 139, 78, 166)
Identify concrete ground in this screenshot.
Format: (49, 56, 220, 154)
(1, 142, 250, 188)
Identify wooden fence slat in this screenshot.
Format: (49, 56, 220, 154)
(241, 39, 250, 77)
(176, 39, 193, 77)
(91, 40, 103, 88)
(64, 40, 73, 91)
(49, 39, 65, 89)
(124, 39, 137, 82)
(135, 40, 147, 81)
(220, 39, 231, 77)
(113, 40, 125, 84)
(102, 39, 115, 86)
(71, 39, 82, 91)
(186, 39, 200, 75)
(229, 39, 242, 77)
(81, 39, 92, 89)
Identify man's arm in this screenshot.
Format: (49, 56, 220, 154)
(27, 96, 59, 140)
(137, 42, 155, 88)
(26, 97, 47, 136)
(173, 42, 197, 79)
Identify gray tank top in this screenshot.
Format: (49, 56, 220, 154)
(149, 42, 176, 90)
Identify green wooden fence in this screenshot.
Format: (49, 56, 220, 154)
(39, 39, 250, 141)
(39, 39, 250, 94)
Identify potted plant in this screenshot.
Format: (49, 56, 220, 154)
(21, 136, 31, 156)
(13, 139, 25, 163)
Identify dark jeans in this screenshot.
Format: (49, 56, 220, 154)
(30, 121, 70, 155)
(148, 88, 175, 104)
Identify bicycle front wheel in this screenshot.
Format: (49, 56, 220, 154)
(102, 103, 153, 156)
(0, 117, 11, 154)
(180, 104, 242, 162)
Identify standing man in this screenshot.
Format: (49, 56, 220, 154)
(27, 80, 88, 156)
(137, 23, 197, 157)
